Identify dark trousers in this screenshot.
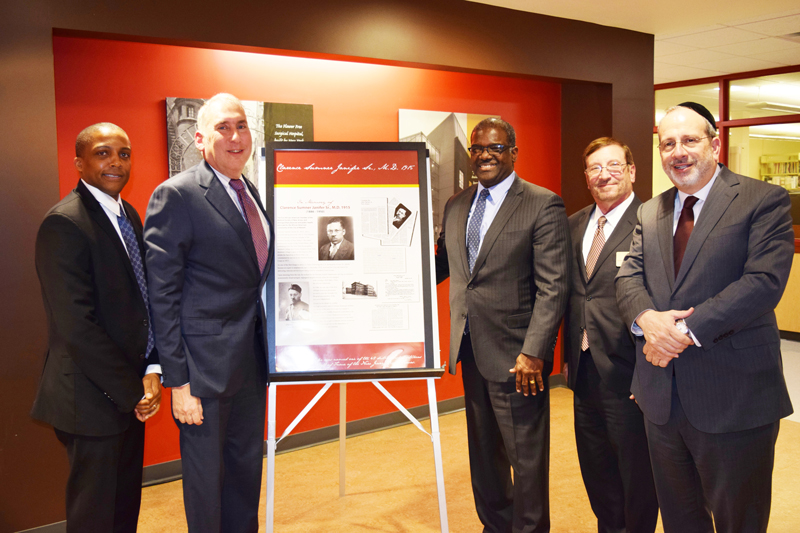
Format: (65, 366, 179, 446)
(645, 378, 779, 533)
(460, 334, 550, 533)
(573, 350, 658, 533)
(175, 366, 267, 533)
(55, 416, 145, 533)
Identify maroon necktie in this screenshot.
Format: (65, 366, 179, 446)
(229, 179, 269, 273)
(673, 195, 698, 278)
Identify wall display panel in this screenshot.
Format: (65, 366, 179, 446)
(52, 34, 561, 469)
(267, 142, 443, 380)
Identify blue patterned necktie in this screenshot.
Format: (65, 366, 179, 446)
(117, 211, 154, 358)
(467, 189, 490, 273)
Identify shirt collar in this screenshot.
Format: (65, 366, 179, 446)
(476, 171, 516, 202)
(677, 164, 721, 207)
(210, 166, 238, 188)
(82, 179, 124, 217)
(591, 191, 635, 230)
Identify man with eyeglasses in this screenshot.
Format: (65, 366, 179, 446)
(616, 102, 793, 532)
(436, 117, 570, 533)
(564, 137, 658, 533)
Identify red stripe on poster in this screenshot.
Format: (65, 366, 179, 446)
(275, 342, 425, 372)
(274, 150, 420, 185)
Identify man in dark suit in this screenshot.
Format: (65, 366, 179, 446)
(564, 137, 657, 533)
(145, 93, 273, 532)
(436, 117, 570, 533)
(318, 217, 354, 260)
(616, 102, 794, 532)
(31, 122, 161, 532)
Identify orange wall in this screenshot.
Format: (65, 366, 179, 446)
(53, 35, 562, 467)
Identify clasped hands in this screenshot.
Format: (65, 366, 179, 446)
(134, 373, 162, 422)
(510, 353, 545, 396)
(638, 307, 695, 368)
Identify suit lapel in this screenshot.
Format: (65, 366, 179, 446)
(76, 181, 139, 286)
(244, 176, 275, 285)
(674, 167, 738, 288)
(574, 206, 591, 284)
(198, 162, 260, 268)
(470, 176, 522, 279)
(658, 189, 677, 291)
(591, 196, 641, 279)
(453, 185, 475, 281)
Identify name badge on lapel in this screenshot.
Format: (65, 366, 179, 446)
(616, 251, 628, 267)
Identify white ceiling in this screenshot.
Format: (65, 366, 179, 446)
(467, 1, 800, 84)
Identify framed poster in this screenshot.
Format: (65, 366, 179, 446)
(265, 142, 443, 381)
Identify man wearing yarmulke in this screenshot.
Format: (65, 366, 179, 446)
(616, 102, 794, 532)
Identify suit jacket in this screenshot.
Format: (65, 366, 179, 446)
(564, 196, 641, 394)
(319, 238, 354, 260)
(31, 180, 157, 437)
(435, 175, 570, 381)
(616, 165, 794, 433)
(145, 161, 274, 397)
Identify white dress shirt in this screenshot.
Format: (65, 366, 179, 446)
(465, 172, 516, 253)
(672, 164, 720, 235)
(581, 192, 635, 263)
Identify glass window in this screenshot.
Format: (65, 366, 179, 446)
(729, 72, 800, 120)
(727, 124, 800, 191)
(651, 133, 674, 196)
(655, 83, 719, 126)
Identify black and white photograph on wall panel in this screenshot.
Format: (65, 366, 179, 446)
(399, 110, 498, 240)
(165, 97, 313, 197)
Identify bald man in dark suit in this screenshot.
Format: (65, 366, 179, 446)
(145, 94, 273, 532)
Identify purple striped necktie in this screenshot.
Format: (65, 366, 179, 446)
(229, 179, 269, 273)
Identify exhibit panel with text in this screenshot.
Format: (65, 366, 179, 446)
(266, 143, 441, 380)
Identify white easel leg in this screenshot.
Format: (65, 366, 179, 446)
(427, 378, 449, 533)
(266, 383, 277, 533)
(339, 382, 347, 497)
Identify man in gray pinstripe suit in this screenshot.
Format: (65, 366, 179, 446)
(436, 118, 570, 533)
(616, 102, 793, 532)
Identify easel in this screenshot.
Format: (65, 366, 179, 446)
(265, 373, 449, 533)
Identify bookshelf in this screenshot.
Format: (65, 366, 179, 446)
(760, 154, 799, 190)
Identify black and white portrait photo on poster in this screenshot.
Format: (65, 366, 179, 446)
(279, 282, 311, 321)
(318, 216, 355, 261)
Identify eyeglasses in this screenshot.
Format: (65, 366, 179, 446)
(658, 136, 710, 154)
(585, 162, 628, 178)
(468, 144, 513, 156)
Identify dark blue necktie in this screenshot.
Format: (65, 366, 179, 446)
(467, 189, 490, 273)
(117, 211, 154, 358)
